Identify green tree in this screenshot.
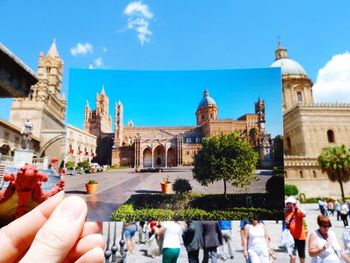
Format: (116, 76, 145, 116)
(193, 132, 258, 198)
(284, 184, 299, 196)
(318, 145, 350, 202)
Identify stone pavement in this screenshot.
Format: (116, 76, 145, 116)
(65, 167, 272, 221)
(102, 203, 350, 263)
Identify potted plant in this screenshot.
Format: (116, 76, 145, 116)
(160, 176, 172, 194)
(85, 180, 98, 194)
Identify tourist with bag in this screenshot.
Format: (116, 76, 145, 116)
(308, 215, 350, 263)
(285, 196, 307, 263)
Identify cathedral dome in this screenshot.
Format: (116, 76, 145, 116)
(271, 58, 307, 76)
(270, 42, 308, 77)
(197, 89, 216, 110)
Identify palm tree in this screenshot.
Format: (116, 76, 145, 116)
(318, 145, 350, 202)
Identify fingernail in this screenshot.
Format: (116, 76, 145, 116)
(56, 196, 86, 221)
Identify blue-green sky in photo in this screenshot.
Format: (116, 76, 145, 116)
(69, 67, 282, 137)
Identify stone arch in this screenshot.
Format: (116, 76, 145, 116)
(143, 147, 152, 168)
(39, 134, 65, 159)
(167, 147, 176, 167)
(153, 144, 165, 167)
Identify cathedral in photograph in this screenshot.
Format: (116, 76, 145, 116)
(83, 88, 279, 169)
(273, 42, 350, 197)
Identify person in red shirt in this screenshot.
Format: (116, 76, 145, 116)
(285, 196, 307, 263)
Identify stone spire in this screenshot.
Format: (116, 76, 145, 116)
(274, 41, 288, 61)
(101, 85, 106, 95)
(47, 39, 60, 58)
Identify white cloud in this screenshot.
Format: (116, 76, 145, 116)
(102, 47, 108, 52)
(94, 57, 104, 67)
(88, 57, 104, 69)
(123, 1, 154, 45)
(71, 43, 93, 56)
(313, 52, 350, 103)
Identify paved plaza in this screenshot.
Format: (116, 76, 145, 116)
(65, 167, 272, 221)
(101, 203, 350, 263)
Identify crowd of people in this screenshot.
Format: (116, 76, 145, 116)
(121, 219, 277, 263)
(283, 196, 350, 263)
(318, 198, 350, 228)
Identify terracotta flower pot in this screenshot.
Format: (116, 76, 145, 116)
(161, 182, 172, 193)
(85, 183, 98, 194)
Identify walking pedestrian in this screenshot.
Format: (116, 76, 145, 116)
(242, 219, 272, 263)
(158, 220, 183, 263)
(341, 201, 349, 228)
(219, 220, 235, 260)
(285, 196, 307, 263)
(183, 221, 203, 263)
(202, 221, 223, 263)
(308, 215, 350, 263)
(335, 200, 341, 221)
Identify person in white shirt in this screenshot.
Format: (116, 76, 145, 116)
(243, 220, 272, 263)
(158, 220, 183, 263)
(308, 215, 350, 263)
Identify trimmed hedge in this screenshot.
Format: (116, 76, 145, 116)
(110, 192, 285, 221)
(124, 192, 282, 211)
(110, 204, 283, 221)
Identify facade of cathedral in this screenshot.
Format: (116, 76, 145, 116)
(273, 42, 350, 197)
(8, 41, 67, 162)
(84, 88, 276, 169)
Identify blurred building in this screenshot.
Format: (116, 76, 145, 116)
(272, 42, 350, 197)
(65, 124, 97, 165)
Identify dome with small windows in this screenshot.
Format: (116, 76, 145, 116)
(197, 89, 217, 110)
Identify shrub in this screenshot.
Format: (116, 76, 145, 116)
(77, 160, 91, 171)
(65, 161, 75, 170)
(172, 178, 192, 194)
(285, 184, 299, 196)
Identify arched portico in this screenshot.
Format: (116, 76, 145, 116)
(167, 147, 176, 167)
(143, 147, 152, 167)
(153, 145, 166, 167)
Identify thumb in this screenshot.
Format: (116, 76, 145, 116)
(20, 196, 87, 263)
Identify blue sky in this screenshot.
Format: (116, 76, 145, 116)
(69, 68, 282, 136)
(1, 0, 350, 123)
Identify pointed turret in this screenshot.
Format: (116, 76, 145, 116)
(101, 85, 106, 95)
(47, 39, 60, 58)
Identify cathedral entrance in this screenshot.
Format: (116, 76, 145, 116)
(143, 147, 152, 167)
(153, 145, 165, 167)
(167, 147, 176, 167)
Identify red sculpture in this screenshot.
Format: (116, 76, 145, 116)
(0, 163, 64, 219)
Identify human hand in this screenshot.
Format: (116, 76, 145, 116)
(0, 191, 105, 263)
(243, 249, 248, 259)
(322, 243, 329, 251)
